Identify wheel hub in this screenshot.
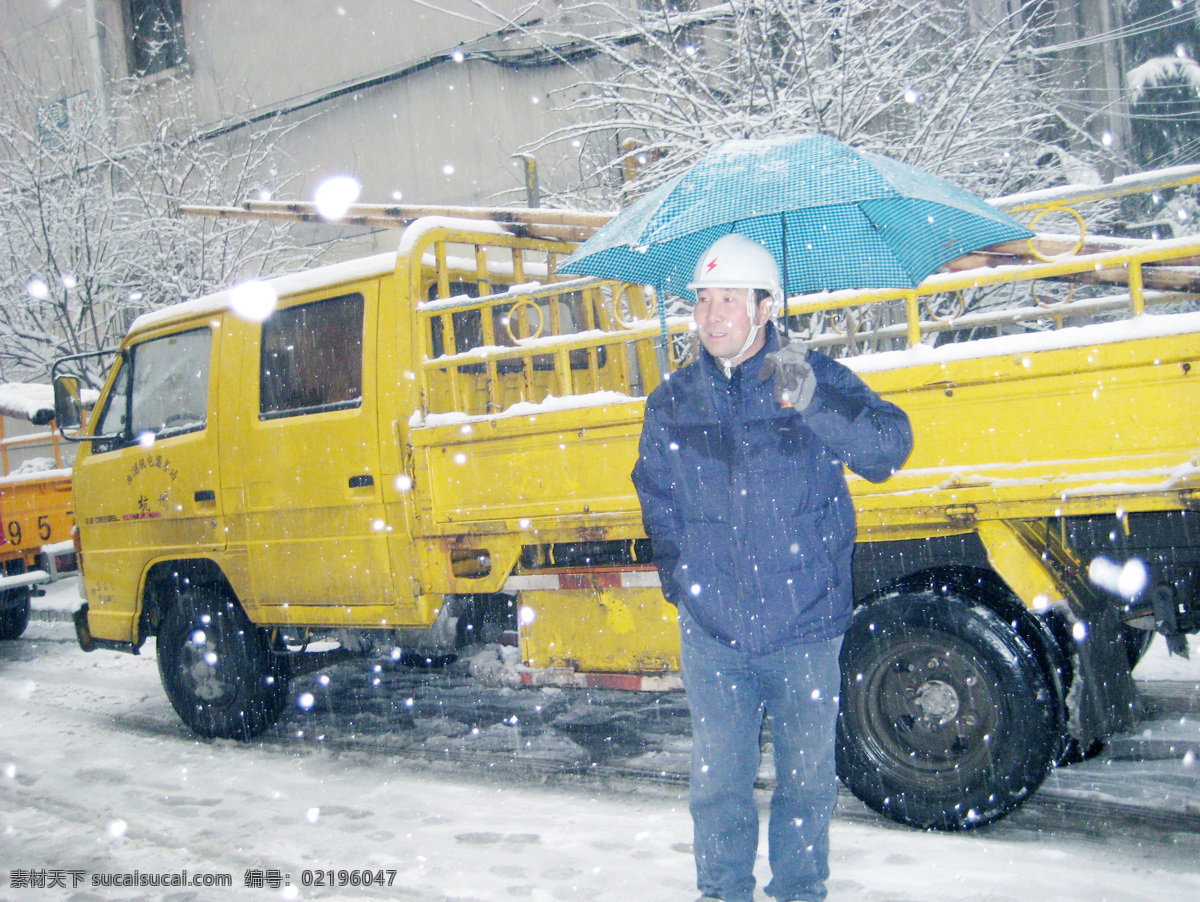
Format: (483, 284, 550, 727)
(913, 679, 960, 724)
(182, 628, 231, 701)
(863, 638, 999, 772)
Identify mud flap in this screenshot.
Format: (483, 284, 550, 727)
(1066, 588, 1138, 746)
(977, 519, 1137, 747)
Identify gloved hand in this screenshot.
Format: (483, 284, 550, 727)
(758, 332, 816, 410)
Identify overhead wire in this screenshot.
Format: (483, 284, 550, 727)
(1025, 1, 1195, 56)
(193, 3, 738, 141)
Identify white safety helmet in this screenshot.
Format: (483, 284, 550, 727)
(687, 234, 784, 369)
(687, 233, 783, 305)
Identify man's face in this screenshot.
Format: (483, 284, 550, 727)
(694, 287, 770, 364)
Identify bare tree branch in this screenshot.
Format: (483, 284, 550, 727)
(0, 61, 327, 383)
(530, 1, 1119, 205)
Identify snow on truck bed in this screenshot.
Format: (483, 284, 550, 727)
(845, 309, 1200, 374)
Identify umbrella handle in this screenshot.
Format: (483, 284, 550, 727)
(781, 214, 789, 339)
(656, 289, 671, 377)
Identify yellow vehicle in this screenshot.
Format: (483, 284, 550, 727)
(55, 171, 1200, 830)
(0, 387, 77, 639)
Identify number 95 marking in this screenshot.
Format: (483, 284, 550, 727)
(5, 516, 53, 546)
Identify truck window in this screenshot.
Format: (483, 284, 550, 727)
(260, 292, 364, 419)
(92, 327, 212, 449)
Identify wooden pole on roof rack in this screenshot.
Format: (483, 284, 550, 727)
(992, 162, 1200, 214)
(178, 200, 614, 244)
(181, 162, 1200, 265)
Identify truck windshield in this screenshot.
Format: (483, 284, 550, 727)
(93, 327, 212, 447)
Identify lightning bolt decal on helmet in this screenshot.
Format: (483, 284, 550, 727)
(688, 234, 783, 304)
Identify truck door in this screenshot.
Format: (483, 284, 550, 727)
(226, 285, 394, 613)
(71, 324, 225, 640)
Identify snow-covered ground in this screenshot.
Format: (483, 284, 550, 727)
(1, 577, 1198, 901)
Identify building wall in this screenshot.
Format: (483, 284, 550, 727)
(177, 0, 598, 207)
(0, 1, 616, 215)
(0, 2, 1140, 222)
(0, 2, 95, 103)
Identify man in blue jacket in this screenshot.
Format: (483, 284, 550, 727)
(632, 234, 913, 902)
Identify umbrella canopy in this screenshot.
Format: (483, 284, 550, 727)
(559, 134, 1033, 300)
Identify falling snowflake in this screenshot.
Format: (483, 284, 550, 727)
(313, 175, 361, 219)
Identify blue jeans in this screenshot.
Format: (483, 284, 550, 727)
(679, 605, 842, 902)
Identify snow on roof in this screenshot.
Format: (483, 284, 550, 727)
(397, 216, 513, 257)
(1127, 56, 1200, 99)
(127, 217, 544, 336)
(129, 251, 399, 333)
(0, 465, 72, 487)
(0, 383, 55, 424)
(843, 310, 1200, 374)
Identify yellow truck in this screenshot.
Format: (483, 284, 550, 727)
(0, 386, 77, 639)
(54, 174, 1200, 830)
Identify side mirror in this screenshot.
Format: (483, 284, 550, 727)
(50, 346, 121, 442)
(53, 374, 84, 430)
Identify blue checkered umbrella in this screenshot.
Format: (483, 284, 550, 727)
(559, 134, 1032, 300)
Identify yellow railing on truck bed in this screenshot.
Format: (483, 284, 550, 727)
(399, 214, 1200, 542)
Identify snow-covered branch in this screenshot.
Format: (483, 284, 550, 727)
(0, 61, 325, 383)
(529, 1, 1118, 205)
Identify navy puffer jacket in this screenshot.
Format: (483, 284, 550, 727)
(632, 324, 913, 654)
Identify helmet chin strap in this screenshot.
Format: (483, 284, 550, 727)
(717, 295, 769, 375)
(718, 324, 762, 374)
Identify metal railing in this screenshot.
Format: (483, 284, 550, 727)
(404, 223, 667, 419)
(410, 224, 1200, 419)
(0, 422, 67, 477)
(783, 232, 1200, 352)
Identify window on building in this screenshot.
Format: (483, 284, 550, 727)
(260, 293, 365, 419)
(126, 0, 187, 76)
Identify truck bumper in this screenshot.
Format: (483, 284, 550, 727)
(0, 569, 50, 594)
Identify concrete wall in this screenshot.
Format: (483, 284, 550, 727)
(177, 0, 599, 207)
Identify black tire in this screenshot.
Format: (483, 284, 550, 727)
(157, 587, 288, 740)
(0, 591, 31, 640)
(837, 589, 1060, 830)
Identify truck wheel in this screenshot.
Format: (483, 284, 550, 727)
(837, 589, 1060, 830)
(157, 587, 287, 740)
(0, 591, 31, 640)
